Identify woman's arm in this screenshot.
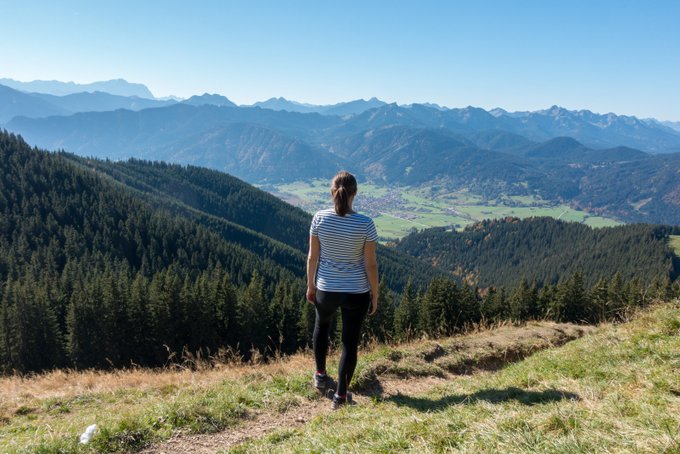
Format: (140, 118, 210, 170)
(364, 240, 379, 314)
(306, 235, 320, 303)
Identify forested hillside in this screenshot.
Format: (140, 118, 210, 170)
(0, 131, 308, 372)
(1, 131, 678, 375)
(70, 155, 437, 292)
(0, 131, 436, 373)
(396, 217, 680, 288)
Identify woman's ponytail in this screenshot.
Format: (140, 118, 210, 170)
(331, 171, 357, 216)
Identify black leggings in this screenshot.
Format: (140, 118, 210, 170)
(313, 289, 370, 396)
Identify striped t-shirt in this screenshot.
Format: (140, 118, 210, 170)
(310, 208, 378, 293)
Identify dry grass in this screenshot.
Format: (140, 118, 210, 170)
(0, 317, 539, 410)
(0, 354, 314, 410)
(0, 318, 598, 452)
(352, 321, 593, 391)
(235, 303, 680, 453)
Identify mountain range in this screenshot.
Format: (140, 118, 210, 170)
(3, 78, 680, 226)
(0, 77, 156, 98)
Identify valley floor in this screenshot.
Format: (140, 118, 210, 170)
(262, 180, 621, 240)
(1, 303, 678, 452)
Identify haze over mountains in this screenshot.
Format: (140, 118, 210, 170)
(2, 77, 680, 225)
(0, 77, 156, 98)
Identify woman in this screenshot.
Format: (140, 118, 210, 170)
(306, 171, 379, 410)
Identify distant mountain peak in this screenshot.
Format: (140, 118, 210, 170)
(543, 105, 570, 116)
(182, 93, 236, 107)
(0, 77, 155, 99)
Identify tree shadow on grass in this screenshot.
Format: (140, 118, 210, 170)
(388, 387, 580, 412)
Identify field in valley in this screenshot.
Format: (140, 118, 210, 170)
(262, 180, 621, 240)
(670, 235, 680, 255)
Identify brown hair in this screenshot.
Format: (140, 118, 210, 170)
(331, 171, 357, 216)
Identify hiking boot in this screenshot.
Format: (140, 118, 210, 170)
(331, 392, 353, 410)
(331, 393, 346, 410)
(313, 373, 332, 390)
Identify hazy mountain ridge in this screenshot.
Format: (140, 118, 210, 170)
(661, 120, 680, 132)
(327, 125, 546, 194)
(0, 83, 174, 122)
(5, 103, 342, 158)
(0, 84, 68, 123)
(149, 123, 347, 181)
(4, 88, 680, 225)
(0, 77, 155, 98)
(183, 93, 237, 107)
(251, 96, 387, 116)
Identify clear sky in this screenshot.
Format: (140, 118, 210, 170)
(1, 0, 679, 120)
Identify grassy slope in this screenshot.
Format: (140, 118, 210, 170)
(0, 304, 677, 452)
(238, 304, 680, 453)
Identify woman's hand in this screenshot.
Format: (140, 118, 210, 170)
(306, 286, 316, 304)
(369, 292, 378, 315)
(307, 235, 320, 305)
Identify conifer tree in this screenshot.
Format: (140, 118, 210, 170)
(590, 277, 609, 323)
(270, 279, 302, 355)
(509, 278, 537, 321)
(394, 279, 420, 341)
(459, 282, 481, 327)
(607, 273, 626, 321)
(237, 272, 271, 356)
(0, 280, 18, 373)
(66, 281, 107, 368)
(552, 272, 589, 322)
(298, 296, 316, 348)
(363, 279, 395, 342)
(420, 277, 458, 337)
(127, 273, 151, 364)
(215, 270, 239, 349)
(481, 286, 508, 322)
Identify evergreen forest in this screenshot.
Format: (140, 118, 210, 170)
(1, 130, 679, 374)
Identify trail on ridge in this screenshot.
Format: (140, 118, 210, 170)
(144, 322, 594, 453)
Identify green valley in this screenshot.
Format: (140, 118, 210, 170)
(262, 179, 621, 240)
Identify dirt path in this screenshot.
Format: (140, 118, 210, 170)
(144, 398, 325, 454)
(144, 322, 594, 453)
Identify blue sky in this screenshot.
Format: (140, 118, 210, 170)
(2, 0, 679, 120)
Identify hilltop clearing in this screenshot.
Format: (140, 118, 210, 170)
(2, 303, 679, 452)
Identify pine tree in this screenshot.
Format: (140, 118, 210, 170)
(590, 277, 609, 323)
(66, 281, 106, 368)
(270, 279, 302, 355)
(607, 273, 627, 321)
(363, 279, 395, 343)
(552, 272, 589, 323)
(459, 283, 481, 328)
(127, 273, 151, 364)
(481, 286, 508, 322)
(420, 277, 458, 337)
(215, 271, 239, 349)
(394, 279, 420, 341)
(509, 278, 537, 322)
(298, 295, 316, 348)
(0, 280, 18, 373)
(237, 271, 271, 357)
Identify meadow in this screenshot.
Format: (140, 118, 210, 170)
(264, 180, 621, 240)
(670, 235, 680, 255)
(1, 303, 677, 452)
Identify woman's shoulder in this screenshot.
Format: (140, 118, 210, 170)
(350, 212, 374, 224)
(314, 208, 336, 218)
